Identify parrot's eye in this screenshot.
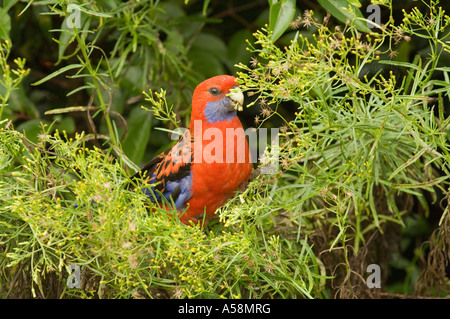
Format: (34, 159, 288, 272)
(208, 87, 221, 96)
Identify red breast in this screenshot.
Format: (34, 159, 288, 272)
(183, 116, 252, 224)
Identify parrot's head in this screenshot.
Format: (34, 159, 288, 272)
(190, 75, 244, 124)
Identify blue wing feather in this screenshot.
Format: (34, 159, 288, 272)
(132, 132, 193, 209)
(143, 172, 192, 209)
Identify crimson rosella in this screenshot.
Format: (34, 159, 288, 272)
(132, 75, 252, 226)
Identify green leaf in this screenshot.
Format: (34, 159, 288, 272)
(317, 0, 371, 33)
(0, 8, 11, 40)
(75, 6, 113, 19)
(55, 116, 76, 134)
(191, 33, 228, 63)
(188, 49, 226, 78)
(187, 32, 228, 77)
(202, 0, 211, 15)
(2, 0, 20, 12)
(56, 18, 77, 63)
(122, 106, 153, 166)
(268, 0, 296, 42)
(16, 119, 49, 144)
(347, 0, 362, 6)
(114, 43, 133, 78)
(32, 64, 83, 86)
(268, 0, 278, 6)
(8, 85, 40, 119)
(378, 60, 419, 70)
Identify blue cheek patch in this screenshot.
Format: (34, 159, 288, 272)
(204, 98, 237, 124)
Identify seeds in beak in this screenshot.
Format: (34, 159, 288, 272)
(227, 87, 244, 111)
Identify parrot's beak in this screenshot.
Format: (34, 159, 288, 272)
(227, 86, 244, 112)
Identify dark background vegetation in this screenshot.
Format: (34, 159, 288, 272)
(5, 0, 450, 159)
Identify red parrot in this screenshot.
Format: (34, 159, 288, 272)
(132, 75, 252, 226)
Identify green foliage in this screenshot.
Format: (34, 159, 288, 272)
(0, 40, 29, 119)
(317, 0, 371, 33)
(0, 123, 324, 298)
(235, 1, 450, 297)
(0, 0, 450, 299)
(268, 0, 296, 42)
(1, 0, 257, 165)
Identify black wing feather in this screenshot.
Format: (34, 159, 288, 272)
(129, 132, 193, 207)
